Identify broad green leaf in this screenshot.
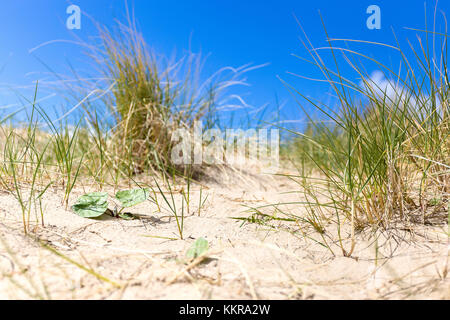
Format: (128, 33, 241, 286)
(186, 238, 209, 259)
(115, 188, 150, 208)
(72, 192, 108, 218)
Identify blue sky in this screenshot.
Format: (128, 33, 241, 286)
(0, 0, 448, 129)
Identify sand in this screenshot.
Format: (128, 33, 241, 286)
(0, 166, 449, 300)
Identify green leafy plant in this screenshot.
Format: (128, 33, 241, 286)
(71, 188, 150, 219)
(71, 192, 109, 218)
(186, 238, 209, 259)
(115, 188, 150, 208)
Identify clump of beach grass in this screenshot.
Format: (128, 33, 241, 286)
(279, 12, 449, 256)
(70, 19, 256, 185)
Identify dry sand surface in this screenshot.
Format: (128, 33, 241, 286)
(0, 166, 449, 300)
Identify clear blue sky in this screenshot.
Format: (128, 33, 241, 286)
(0, 0, 448, 129)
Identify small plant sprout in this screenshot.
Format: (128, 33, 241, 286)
(186, 238, 209, 260)
(114, 188, 150, 219)
(198, 186, 209, 216)
(153, 176, 185, 239)
(71, 188, 150, 220)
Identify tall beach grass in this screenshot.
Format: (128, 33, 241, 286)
(280, 11, 449, 255)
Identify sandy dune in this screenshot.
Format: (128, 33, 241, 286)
(0, 167, 449, 299)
